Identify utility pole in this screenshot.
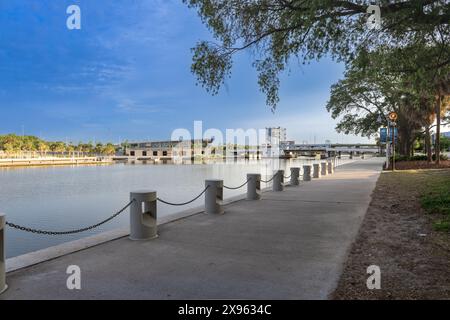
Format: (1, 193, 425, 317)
(392, 125, 396, 171)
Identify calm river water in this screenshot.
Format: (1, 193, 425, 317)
(0, 158, 331, 258)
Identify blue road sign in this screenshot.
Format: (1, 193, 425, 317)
(380, 128, 388, 144)
(389, 126, 398, 143)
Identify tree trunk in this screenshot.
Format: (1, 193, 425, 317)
(405, 135, 411, 157)
(425, 126, 432, 163)
(435, 95, 441, 164)
(397, 122, 413, 157)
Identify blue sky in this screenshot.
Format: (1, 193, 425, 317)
(0, 0, 373, 144)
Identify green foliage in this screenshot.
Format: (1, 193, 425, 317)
(326, 48, 396, 138)
(49, 141, 66, 153)
(390, 154, 448, 162)
(396, 155, 428, 162)
(184, 0, 450, 162)
(184, 0, 450, 109)
(441, 135, 450, 151)
(102, 143, 117, 156)
(421, 177, 450, 216)
(328, 38, 450, 153)
(417, 170, 450, 232)
(0, 134, 46, 154)
(0, 134, 117, 156)
(432, 153, 449, 161)
(433, 219, 450, 232)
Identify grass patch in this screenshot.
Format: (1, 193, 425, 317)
(420, 172, 450, 216)
(381, 169, 450, 232)
(415, 170, 450, 232)
(433, 219, 450, 232)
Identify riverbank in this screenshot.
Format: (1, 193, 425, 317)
(332, 169, 450, 299)
(1, 159, 384, 299)
(0, 157, 114, 168)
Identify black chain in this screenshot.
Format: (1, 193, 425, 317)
(261, 175, 276, 183)
(5, 199, 135, 235)
(224, 179, 250, 190)
(284, 175, 292, 179)
(157, 185, 210, 206)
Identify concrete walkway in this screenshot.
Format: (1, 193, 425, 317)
(1, 158, 384, 300)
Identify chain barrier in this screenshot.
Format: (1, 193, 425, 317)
(284, 174, 292, 179)
(5, 199, 135, 235)
(224, 179, 251, 190)
(5, 168, 311, 235)
(157, 185, 210, 206)
(261, 175, 276, 183)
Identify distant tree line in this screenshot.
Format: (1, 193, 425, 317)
(0, 134, 118, 157)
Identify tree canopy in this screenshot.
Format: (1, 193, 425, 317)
(185, 0, 450, 160)
(326, 40, 450, 157)
(184, 0, 450, 109)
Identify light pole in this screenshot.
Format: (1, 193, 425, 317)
(391, 121, 397, 171)
(378, 112, 397, 171)
(388, 112, 398, 171)
(377, 114, 389, 170)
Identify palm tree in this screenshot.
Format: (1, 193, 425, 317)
(37, 141, 49, 157)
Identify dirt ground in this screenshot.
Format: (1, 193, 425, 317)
(332, 169, 450, 300)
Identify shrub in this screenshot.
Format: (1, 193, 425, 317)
(390, 154, 447, 162)
(432, 154, 448, 161)
(410, 155, 429, 161)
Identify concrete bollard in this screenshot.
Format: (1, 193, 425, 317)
(349, 152, 353, 160)
(321, 162, 328, 176)
(205, 180, 224, 214)
(313, 163, 321, 179)
(272, 170, 284, 192)
(0, 213, 7, 294)
(129, 191, 158, 241)
(290, 167, 300, 186)
(303, 165, 312, 181)
(247, 174, 261, 200)
(328, 161, 334, 174)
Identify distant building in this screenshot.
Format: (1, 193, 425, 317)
(443, 132, 450, 138)
(125, 139, 211, 158)
(263, 127, 288, 157)
(279, 140, 295, 151)
(265, 127, 287, 144)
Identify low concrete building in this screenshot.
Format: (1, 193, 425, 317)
(125, 139, 211, 159)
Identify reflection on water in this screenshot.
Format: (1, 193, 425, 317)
(0, 158, 322, 258)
